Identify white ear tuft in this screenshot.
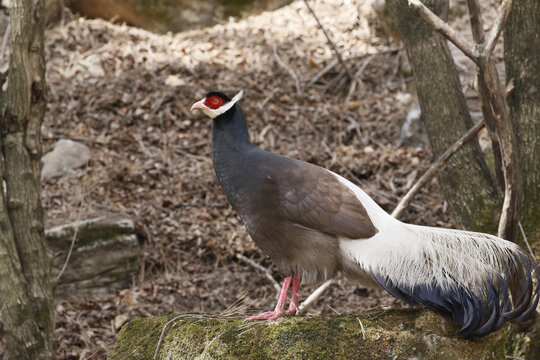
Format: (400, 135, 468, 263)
(210, 89, 244, 117)
(231, 89, 244, 103)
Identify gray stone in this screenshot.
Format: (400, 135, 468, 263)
(41, 139, 91, 180)
(396, 100, 428, 147)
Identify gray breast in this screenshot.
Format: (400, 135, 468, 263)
(244, 212, 341, 285)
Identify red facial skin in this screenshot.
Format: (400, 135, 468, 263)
(204, 96, 226, 109)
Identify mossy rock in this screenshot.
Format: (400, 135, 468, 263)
(68, 0, 293, 33)
(108, 308, 540, 359)
(47, 216, 140, 298)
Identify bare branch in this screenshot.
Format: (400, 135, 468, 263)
(392, 119, 486, 219)
(408, 0, 479, 62)
(298, 279, 336, 314)
(518, 222, 535, 258)
(153, 314, 213, 359)
(483, 0, 512, 57)
(479, 61, 521, 240)
(236, 254, 281, 293)
(411, 0, 520, 240)
(303, 0, 354, 81)
(466, 0, 505, 188)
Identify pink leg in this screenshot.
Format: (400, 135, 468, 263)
(247, 276, 293, 321)
(285, 276, 300, 315)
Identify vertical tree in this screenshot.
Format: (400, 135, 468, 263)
(505, 0, 540, 250)
(385, 0, 500, 233)
(0, 0, 54, 358)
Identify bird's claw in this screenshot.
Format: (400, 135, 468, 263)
(246, 310, 285, 321)
(285, 302, 299, 315)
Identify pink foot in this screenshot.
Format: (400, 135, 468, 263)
(285, 301, 299, 316)
(285, 276, 301, 315)
(246, 275, 300, 321)
(245, 275, 302, 321)
(247, 310, 285, 321)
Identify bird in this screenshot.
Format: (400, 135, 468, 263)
(190, 90, 539, 338)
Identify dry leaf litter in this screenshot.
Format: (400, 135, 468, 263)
(0, 0, 505, 358)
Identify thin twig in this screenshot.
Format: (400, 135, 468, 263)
(56, 185, 86, 282)
(345, 54, 375, 102)
(236, 254, 281, 293)
(272, 44, 301, 95)
(134, 133, 153, 158)
(55, 222, 80, 282)
(309, 47, 402, 85)
(518, 222, 535, 258)
(483, 0, 512, 57)
(199, 330, 226, 359)
(177, 140, 209, 150)
(153, 314, 213, 359)
(82, 341, 115, 360)
(408, 0, 479, 63)
(392, 119, 486, 219)
(303, 0, 354, 81)
(356, 318, 366, 339)
(298, 278, 336, 313)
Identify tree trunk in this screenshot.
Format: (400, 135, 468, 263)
(0, 0, 54, 359)
(505, 0, 540, 250)
(386, 0, 500, 232)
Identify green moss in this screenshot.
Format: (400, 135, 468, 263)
(109, 309, 522, 359)
(127, 0, 293, 33)
(108, 315, 168, 359)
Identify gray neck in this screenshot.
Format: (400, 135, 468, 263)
(211, 105, 254, 209)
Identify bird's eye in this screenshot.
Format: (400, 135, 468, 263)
(203, 95, 227, 109)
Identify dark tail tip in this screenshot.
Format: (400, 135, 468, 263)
(372, 251, 540, 338)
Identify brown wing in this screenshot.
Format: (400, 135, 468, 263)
(267, 161, 378, 239)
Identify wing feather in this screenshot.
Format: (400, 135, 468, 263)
(266, 160, 378, 239)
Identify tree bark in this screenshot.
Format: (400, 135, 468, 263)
(0, 0, 54, 359)
(505, 0, 540, 249)
(385, 0, 499, 232)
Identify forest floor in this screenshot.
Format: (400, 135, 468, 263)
(3, 0, 504, 358)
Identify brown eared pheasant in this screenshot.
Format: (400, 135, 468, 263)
(190, 90, 539, 338)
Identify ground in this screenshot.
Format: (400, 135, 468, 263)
(1, 0, 505, 358)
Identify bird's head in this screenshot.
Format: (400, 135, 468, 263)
(190, 90, 244, 119)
